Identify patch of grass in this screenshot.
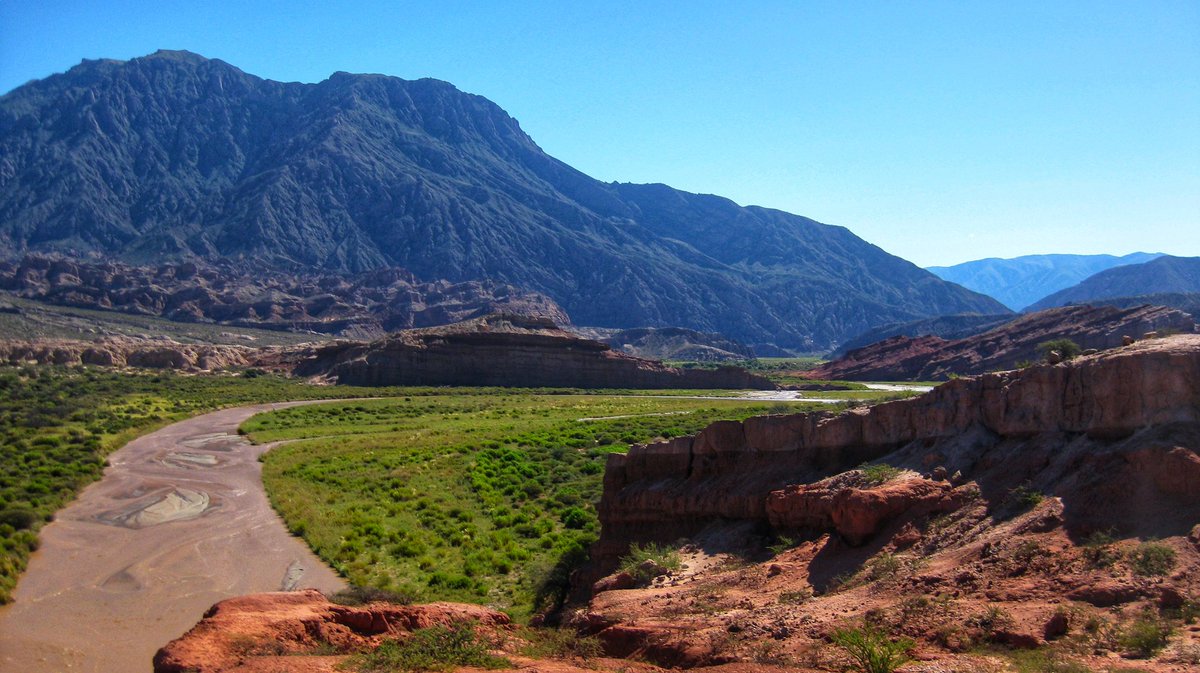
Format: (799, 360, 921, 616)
(1128, 541, 1176, 577)
(1000, 648, 1093, 673)
(330, 585, 414, 606)
(830, 624, 914, 673)
(347, 622, 510, 671)
(516, 626, 602, 660)
(251, 393, 797, 620)
(859, 463, 903, 487)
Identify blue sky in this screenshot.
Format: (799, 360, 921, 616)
(2, 1, 1197, 266)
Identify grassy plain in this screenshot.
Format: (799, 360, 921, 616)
(0, 366, 397, 603)
(248, 392, 830, 619)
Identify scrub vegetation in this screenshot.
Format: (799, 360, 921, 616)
(248, 392, 823, 619)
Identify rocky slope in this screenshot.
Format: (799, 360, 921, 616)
(831, 312, 1013, 358)
(0, 50, 1006, 350)
(575, 326, 756, 362)
(290, 315, 775, 389)
(809, 304, 1197, 381)
(0, 335, 266, 371)
(571, 334, 1200, 670)
(928, 252, 1163, 311)
(0, 255, 567, 339)
(1026, 255, 1200, 312)
(0, 315, 774, 389)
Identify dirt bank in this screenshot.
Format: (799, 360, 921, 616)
(0, 402, 346, 673)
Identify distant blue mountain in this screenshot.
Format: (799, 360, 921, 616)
(927, 252, 1164, 310)
(1025, 256, 1200, 312)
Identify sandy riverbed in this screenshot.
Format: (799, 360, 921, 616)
(0, 402, 346, 673)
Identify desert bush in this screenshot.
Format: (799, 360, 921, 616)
(618, 542, 681, 582)
(859, 462, 903, 486)
(330, 584, 414, 606)
(866, 552, 903, 581)
(1118, 614, 1173, 658)
(1082, 530, 1119, 568)
(516, 626, 602, 660)
(830, 624, 914, 673)
(348, 622, 510, 671)
(1128, 541, 1176, 576)
(1036, 338, 1082, 362)
(778, 588, 813, 604)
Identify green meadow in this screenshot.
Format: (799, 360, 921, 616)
(247, 392, 830, 619)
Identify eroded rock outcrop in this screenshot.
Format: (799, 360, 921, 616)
(809, 304, 1196, 380)
(0, 337, 268, 371)
(291, 315, 775, 390)
(591, 334, 1200, 570)
(153, 590, 510, 673)
(0, 255, 568, 339)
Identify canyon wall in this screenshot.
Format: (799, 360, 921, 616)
(592, 335, 1200, 570)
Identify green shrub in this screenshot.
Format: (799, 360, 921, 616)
(348, 623, 510, 671)
(866, 552, 902, 581)
(1006, 484, 1044, 513)
(1118, 615, 1173, 658)
(516, 626, 602, 660)
(1037, 338, 1082, 362)
(859, 463, 902, 487)
(618, 542, 682, 582)
(830, 624, 914, 673)
(1082, 530, 1119, 568)
(0, 509, 36, 531)
(330, 585, 414, 606)
(1129, 541, 1176, 577)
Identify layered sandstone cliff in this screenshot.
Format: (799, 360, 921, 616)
(592, 334, 1200, 569)
(291, 315, 775, 390)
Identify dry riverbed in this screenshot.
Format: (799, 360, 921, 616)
(0, 402, 345, 673)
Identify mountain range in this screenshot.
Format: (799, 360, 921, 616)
(0, 50, 1006, 351)
(927, 252, 1163, 311)
(1024, 255, 1200, 312)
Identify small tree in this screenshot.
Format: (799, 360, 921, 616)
(831, 624, 914, 673)
(1037, 338, 1082, 363)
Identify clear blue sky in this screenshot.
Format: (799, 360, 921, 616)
(2, 1, 1197, 267)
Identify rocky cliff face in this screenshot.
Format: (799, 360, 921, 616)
(0, 255, 567, 338)
(592, 334, 1200, 570)
(292, 315, 775, 390)
(809, 303, 1197, 381)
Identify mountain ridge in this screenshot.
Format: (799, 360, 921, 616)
(927, 252, 1163, 311)
(1025, 255, 1200, 312)
(0, 50, 1007, 350)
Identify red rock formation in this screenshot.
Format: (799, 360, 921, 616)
(810, 304, 1196, 381)
(591, 335, 1200, 570)
(153, 590, 510, 673)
